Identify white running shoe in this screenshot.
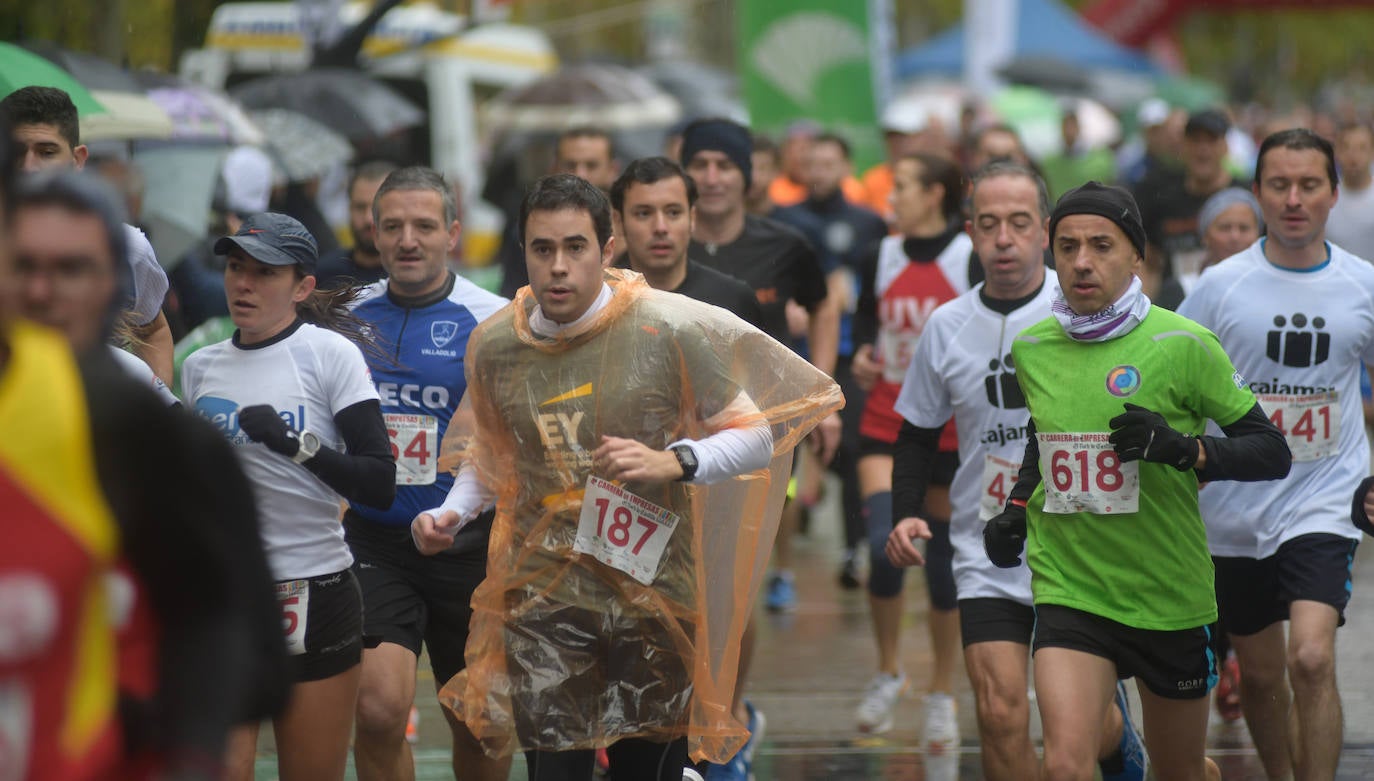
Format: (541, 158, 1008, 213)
(922, 692, 959, 754)
(855, 671, 908, 734)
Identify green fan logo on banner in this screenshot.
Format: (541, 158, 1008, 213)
(739, 0, 888, 171)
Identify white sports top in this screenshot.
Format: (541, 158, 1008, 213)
(182, 322, 380, 579)
(893, 280, 1056, 603)
(1178, 240, 1374, 557)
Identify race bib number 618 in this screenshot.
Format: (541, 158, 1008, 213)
(1039, 432, 1139, 515)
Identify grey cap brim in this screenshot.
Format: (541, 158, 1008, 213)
(213, 235, 311, 270)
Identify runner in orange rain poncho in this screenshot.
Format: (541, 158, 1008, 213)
(431, 266, 842, 765)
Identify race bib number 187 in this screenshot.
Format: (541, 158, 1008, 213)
(574, 476, 680, 585)
(1039, 432, 1139, 515)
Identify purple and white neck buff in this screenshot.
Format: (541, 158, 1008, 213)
(1051, 275, 1151, 342)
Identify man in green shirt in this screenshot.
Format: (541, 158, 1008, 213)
(984, 181, 1290, 781)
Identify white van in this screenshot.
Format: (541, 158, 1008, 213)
(180, 1, 558, 263)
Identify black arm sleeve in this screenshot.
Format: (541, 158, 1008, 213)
(303, 398, 396, 509)
(892, 420, 941, 525)
(1008, 419, 1042, 505)
(1194, 402, 1292, 483)
(852, 248, 879, 350)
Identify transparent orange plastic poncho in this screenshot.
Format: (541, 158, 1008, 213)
(436, 269, 843, 763)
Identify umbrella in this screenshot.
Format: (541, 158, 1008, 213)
(230, 69, 425, 142)
(483, 64, 680, 133)
(135, 145, 230, 271)
(990, 86, 1120, 160)
(22, 41, 144, 93)
(881, 81, 968, 136)
(247, 109, 354, 183)
(145, 84, 264, 145)
(82, 90, 174, 141)
(0, 42, 106, 115)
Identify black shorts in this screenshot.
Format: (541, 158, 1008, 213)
(1213, 533, 1358, 637)
(277, 568, 363, 683)
(959, 597, 1035, 648)
(857, 436, 958, 485)
(1033, 604, 1218, 700)
(344, 511, 490, 684)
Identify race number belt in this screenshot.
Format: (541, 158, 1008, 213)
(385, 412, 438, 485)
(1038, 432, 1139, 515)
(1256, 392, 1339, 463)
(573, 476, 680, 585)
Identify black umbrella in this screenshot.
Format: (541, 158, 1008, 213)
(229, 68, 424, 142)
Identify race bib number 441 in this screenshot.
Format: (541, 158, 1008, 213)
(979, 454, 1022, 521)
(574, 476, 680, 585)
(1038, 432, 1139, 515)
(1257, 392, 1339, 463)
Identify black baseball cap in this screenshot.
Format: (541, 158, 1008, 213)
(1185, 108, 1230, 138)
(214, 212, 319, 274)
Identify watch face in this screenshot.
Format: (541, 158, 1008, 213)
(674, 445, 698, 477)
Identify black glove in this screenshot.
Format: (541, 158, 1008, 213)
(1353, 476, 1374, 537)
(1108, 403, 1198, 471)
(238, 405, 300, 458)
(983, 503, 1027, 568)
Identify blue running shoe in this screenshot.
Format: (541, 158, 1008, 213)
(705, 701, 767, 781)
(1100, 681, 1148, 781)
(764, 572, 795, 613)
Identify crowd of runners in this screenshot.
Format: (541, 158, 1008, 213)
(4, 73, 1374, 781)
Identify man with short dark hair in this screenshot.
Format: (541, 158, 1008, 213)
(316, 160, 400, 289)
(411, 173, 840, 779)
(985, 180, 1289, 781)
(1, 85, 175, 383)
(610, 156, 761, 327)
(1179, 128, 1374, 781)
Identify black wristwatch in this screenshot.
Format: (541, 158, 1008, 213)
(671, 445, 699, 482)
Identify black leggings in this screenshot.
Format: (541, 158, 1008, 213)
(525, 737, 689, 781)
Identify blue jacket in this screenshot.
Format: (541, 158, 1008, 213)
(350, 273, 508, 528)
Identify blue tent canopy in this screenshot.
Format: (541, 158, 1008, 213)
(895, 0, 1162, 81)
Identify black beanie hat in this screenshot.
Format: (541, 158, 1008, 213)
(1049, 181, 1147, 260)
(679, 118, 752, 189)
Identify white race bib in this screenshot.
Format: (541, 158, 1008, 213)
(978, 453, 1022, 521)
(1039, 432, 1139, 515)
(1257, 392, 1340, 463)
(275, 579, 309, 656)
(385, 413, 439, 485)
(573, 476, 680, 585)
(877, 331, 920, 384)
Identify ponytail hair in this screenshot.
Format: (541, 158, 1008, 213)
(294, 276, 391, 363)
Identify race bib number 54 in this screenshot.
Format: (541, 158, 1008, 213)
(573, 476, 680, 585)
(1039, 432, 1139, 515)
(386, 413, 438, 485)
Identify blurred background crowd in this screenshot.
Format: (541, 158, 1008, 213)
(1, 0, 1372, 354)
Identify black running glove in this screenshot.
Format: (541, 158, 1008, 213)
(983, 502, 1028, 568)
(1108, 403, 1198, 471)
(238, 405, 300, 457)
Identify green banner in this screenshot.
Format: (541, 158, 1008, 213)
(738, 0, 886, 171)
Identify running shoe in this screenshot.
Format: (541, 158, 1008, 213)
(855, 671, 908, 734)
(704, 700, 766, 781)
(764, 572, 795, 613)
(1215, 651, 1243, 723)
(1101, 681, 1148, 781)
(923, 747, 959, 781)
(922, 692, 959, 754)
(683, 770, 705, 781)
(836, 547, 862, 590)
(405, 705, 419, 745)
